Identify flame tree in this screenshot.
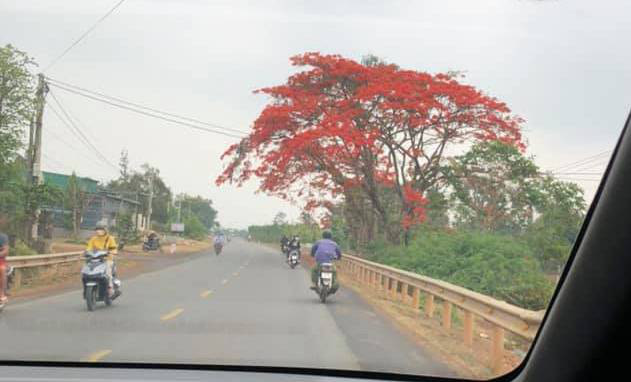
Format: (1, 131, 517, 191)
(217, 53, 524, 244)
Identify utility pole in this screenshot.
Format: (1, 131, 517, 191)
(30, 74, 48, 184)
(146, 173, 154, 230)
(27, 74, 49, 241)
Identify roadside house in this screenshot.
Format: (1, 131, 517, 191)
(42, 171, 146, 238)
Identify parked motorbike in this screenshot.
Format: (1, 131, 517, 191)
(314, 262, 336, 303)
(142, 237, 160, 252)
(287, 249, 300, 269)
(81, 250, 121, 311)
(0, 266, 15, 313)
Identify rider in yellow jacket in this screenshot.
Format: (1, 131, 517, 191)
(86, 225, 118, 296)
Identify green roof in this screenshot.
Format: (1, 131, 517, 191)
(43, 171, 99, 193)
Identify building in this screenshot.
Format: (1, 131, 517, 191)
(42, 171, 146, 238)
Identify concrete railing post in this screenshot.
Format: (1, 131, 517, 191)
(443, 301, 453, 329)
(464, 311, 474, 347)
(411, 286, 420, 310)
(425, 293, 435, 318)
(491, 325, 505, 374)
(12, 268, 22, 289)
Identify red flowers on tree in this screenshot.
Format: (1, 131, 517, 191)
(217, 52, 524, 243)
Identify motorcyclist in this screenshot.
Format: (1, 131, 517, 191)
(86, 225, 119, 298)
(0, 231, 9, 305)
(280, 235, 289, 254)
(310, 231, 341, 293)
(286, 235, 301, 261)
(144, 231, 159, 250)
(214, 232, 226, 248)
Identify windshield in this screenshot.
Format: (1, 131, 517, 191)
(0, 0, 629, 379)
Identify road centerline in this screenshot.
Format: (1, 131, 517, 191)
(200, 290, 213, 298)
(82, 349, 112, 363)
(160, 308, 184, 321)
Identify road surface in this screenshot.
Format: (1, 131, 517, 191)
(0, 239, 454, 377)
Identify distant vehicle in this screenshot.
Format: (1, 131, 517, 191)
(214, 242, 223, 255)
(143, 233, 161, 252)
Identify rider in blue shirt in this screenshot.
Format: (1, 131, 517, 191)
(310, 231, 341, 292)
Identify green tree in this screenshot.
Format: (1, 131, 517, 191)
(20, 183, 63, 245)
(0, 44, 36, 167)
(108, 162, 173, 226)
(184, 215, 207, 240)
(526, 176, 586, 273)
(273, 212, 287, 226)
(65, 172, 92, 239)
(113, 212, 139, 249)
(445, 141, 542, 233)
(118, 149, 130, 183)
(177, 194, 217, 229)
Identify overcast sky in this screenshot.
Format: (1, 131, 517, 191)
(1, 0, 630, 228)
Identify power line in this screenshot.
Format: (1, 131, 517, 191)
(45, 123, 118, 172)
(46, 99, 117, 175)
(48, 90, 119, 172)
(563, 160, 609, 173)
(47, 100, 104, 163)
(46, 81, 245, 139)
(550, 150, 612, 173)
(557, 178, 602, 182)
(46, 77, 248, 135)
(554, 172, 603, 176)
(42, 153, 73, 172)
(43, 0, 127, 72)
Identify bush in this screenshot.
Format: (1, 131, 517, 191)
(370, 229, 554, 310)
(11, 240, 37, 257)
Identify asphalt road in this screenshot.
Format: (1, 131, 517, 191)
(0, 238, 454, 377)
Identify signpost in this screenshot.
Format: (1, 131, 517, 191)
(171, 223, 185, 233)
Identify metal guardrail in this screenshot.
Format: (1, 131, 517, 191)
(7, 251, 83, 288)
(7, 251, 83, 268)
(304, 244, 544, 374)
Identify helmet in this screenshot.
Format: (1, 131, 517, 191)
(322, 231, 332, 239)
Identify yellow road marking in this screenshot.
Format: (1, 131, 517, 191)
(221, 279, 228, 285)
(83, 349, 112, 362)
(200, 290, 213, 298)
(161, 308, 184, 321)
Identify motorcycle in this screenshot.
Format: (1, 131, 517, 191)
(0, 265, 15, 313)
(214, 243, 223, 255)
(287, 249, 300, 269)
(81, 250, 121, 311)
(314, 262, 336, 303)
(143, 237, 160, 252)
